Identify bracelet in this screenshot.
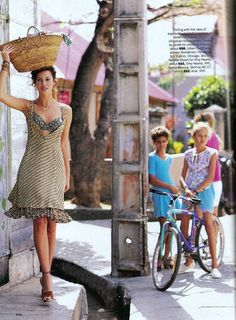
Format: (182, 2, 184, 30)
(2, 61, 10, 65)
(1, 63, 10, 75)
(2, 64, 9, 69)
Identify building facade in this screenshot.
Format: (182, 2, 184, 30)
(0, 0, 39, 287)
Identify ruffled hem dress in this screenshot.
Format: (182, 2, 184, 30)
(4, 102, 72, 223)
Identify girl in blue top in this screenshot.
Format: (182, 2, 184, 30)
(149, 126, 178, 227)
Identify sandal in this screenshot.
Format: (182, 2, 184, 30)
(41, 271, 53, 302)
(42, 290, 53, 302)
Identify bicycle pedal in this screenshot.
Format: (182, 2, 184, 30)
(183, 252, 192, 258)
(190, 252, 198, 259)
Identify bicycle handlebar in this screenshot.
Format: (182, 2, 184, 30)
(149, 188, 201, 205)
(149, 189, 169, 196)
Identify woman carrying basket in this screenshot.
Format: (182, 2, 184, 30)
(0, 44, 72, 302)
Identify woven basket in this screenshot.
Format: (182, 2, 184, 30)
(0, 26, 68, 72)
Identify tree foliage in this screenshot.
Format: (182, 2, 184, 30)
(183, 76, 228, 117)
(147, 0, 221, 25)
(69, 0, 223, 206)
(167, 138, 184, 154)
(158, 72, 185, 90)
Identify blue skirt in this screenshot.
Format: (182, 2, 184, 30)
(151, 193, 181, 218)
(197, 184, 215, 213)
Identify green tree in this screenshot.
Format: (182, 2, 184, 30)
(158, 72, 185, 91)
(183, 76, 228, 117)
(69, 0, 222, 207)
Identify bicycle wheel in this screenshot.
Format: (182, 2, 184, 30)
(196, 215, 225, 273)
(152, 227, 181, 291)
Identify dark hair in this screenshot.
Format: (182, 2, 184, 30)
(150, 126, 170, 141)
(31, 66, 56, 85)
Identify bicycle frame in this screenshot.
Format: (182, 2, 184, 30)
(154, 191, 206, 256)
(151, 188, 225, 290)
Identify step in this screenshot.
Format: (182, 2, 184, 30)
(0, 275, 88, 320)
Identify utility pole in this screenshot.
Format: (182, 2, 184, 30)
(112, 0, 150, 276)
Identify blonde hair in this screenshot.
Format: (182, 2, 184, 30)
(192, 121, 211, 137)
(194, 112, 215, 128)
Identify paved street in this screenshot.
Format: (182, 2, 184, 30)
(126, 215, 235, 320)
(0, 214, 234, 319)
(55, 214, 236, 320)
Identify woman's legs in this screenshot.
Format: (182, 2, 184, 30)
(158, 217, 167, 229)
(180, 214, 193, 266)
(47, 220, 57, 269)
(213, 181, 223, 217)
(157, 217, 167, 268)
(180, 214, 191, 239)
(33, 217, 51, 274)
(33, 217, 56, 293)
(203, 212, 217, 268)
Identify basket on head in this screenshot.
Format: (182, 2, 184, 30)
(0, 26, 71, 72)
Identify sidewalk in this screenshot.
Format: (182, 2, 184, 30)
(0, 275, 88, 320)
(0, 214, 235, 320)
(54, 213, 235, 320)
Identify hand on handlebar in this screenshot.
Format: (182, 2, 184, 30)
(170, 186, 179, 194)
(185, 187, 195, 198)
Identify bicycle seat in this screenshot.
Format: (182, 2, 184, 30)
(189, 195, 201, 205)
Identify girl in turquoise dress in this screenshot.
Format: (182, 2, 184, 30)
(148, 126, 178, 227)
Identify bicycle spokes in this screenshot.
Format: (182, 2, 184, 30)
(196, 216, 225, 273)
(152, 227, 181, 291)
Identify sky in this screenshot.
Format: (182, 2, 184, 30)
(39, 0, 173, 66)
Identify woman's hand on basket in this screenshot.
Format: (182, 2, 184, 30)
(1, 44, 14, 62)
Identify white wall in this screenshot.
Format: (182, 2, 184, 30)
(170, 153, 184, 187)
(9, 0, 39, 184)
(3, 0, 40, 287)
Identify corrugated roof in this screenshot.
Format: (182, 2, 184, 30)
(148, 80, 178, 103)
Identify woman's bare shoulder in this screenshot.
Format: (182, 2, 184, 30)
(25, 99, 34, 107)
(21, 99, 34, 116)
(57, 103, 72, 122)
(60, 103, 72, 114)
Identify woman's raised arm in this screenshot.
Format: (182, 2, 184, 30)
(0, 45, 29, 112)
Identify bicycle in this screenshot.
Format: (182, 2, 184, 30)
(150, 189, 225, 291)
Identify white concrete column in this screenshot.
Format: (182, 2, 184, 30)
(112, 0, 150, 276)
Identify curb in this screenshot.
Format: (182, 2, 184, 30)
(52, 257, 131, 320)
(66, 208, 112, 221)
(67, 207, 156, 222)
